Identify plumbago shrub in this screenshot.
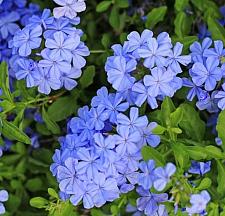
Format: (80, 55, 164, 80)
(1, 0, 225, 216)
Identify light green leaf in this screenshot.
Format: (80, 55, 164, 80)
(216, 110, 225, 149)
(216, 160, 225, 197)
(30, 197, 48, 209)
(115, 0, 129, 8)
(141, 146, 165, 166)
(175, 0, 189, 11)
(96, 1, 112, 12)
(197, 177, 212, 190)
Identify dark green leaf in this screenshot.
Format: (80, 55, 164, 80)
(79, 66, 96, 89)
(2, 119, 31, 144)
(145, 6, 167, 29)
(26, 178, 43, 192)
(115, 0, 129, 8)
(179, 104, 205, 141)
(207, 17, 225, 44)
(109, 6, 120, 29)
(42, 106, 60, 134)
(48, 96, 77, 122)
(175, 0, 189, 11)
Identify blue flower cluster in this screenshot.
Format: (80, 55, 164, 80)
(105, 30, 191, 109)
(184, 38, 225, 112)
(0, 0, 40, 64)
(9, 5, 89, 94)
(50, 86, 177, 214)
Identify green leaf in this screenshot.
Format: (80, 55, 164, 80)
(79, 66, 96, 89)
(101, 33, 111, 49)
(30, 197, 48, 209)
(145, 6, 167, 29)
(204, 146, 225, 159)
(179, 104, 205, 141)
(207, 17, 225, 44)
(48, 96, 77, 122)
(216, 110, 225, 149)
(197, 177, 212, 190)
(170, 107, 183, 127)
(48, 188, 59, 199)
(0, 100, 15, 113)
(185, 146, 207, 160)
(109, 6, 120, 29)
(2, 119, 31, 144)
(152, 125, 166, 135)
(42, 106, 60, 134)
(175, 0, 189, 11)
(26, 178, 43, 192)
(52, 201, 77, 216)
(141, 146, 165, 166)
(216, 160, 225, 197)
(0, 62, 13, 102)
(160, 97, 176, 126)
(174, 11, 192, 37)
(171, 142, 190, 169)
(96, 1, 112, 12)
(115, 0, 129, 8)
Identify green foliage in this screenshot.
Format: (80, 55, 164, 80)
(216, 110, 225, 149)
(145, 6, 167, 29)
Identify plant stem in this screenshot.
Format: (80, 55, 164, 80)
(90, 50, 106, 54)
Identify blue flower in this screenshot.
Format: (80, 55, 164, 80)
(190, 37, 212, 63)
(76, 148, 100, 180)
(57, 157, 82, 194)
(0, 11, 20, 39)
(0, 190, 9, 215)
(93, 133, 115, 163)
(50, 149, 70, 176)
(143, 67, 175, 97)
(39, 49, 71, 78)
(60, 68, 82, 90)
(35, 67, 61, 94)
(127, 30, 153, 58)
(138, 37, 171, 69)
(188, 161, 211, 176)
(105, 56, 137, 91)
(117, 107, 148, 132)
(91, 87, 129, 123)
(196, 91, 219, 113)
(138, 160, 155, 190)
(126, 204, 143, 216)
(53, 0, 86, 19)
(70, 181, 95, 209)
(132, 82, 158, 109)
(203, 40, 225, 62)
(72, 41, 90, 69)
(182, 78, 204, 101)
(191, 57, 222, 91)
(13, 25, 42, 56)
(15, 58, 38, 87)
(140, 122, 160, 148)
(167, 42, 191, 74)
(153, 163, 176, 191)
(114, 126, 141, 156)
(28, 9, 54, 29)
(186, 190, 210, 215)
(88, 107, 109, 131)
(136, 186, 168, 216)
(215, 84, 225, 110)
(45, 31, 79, 61)
(88, 173, 120, 207)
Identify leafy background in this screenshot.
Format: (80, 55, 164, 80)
(1, 0, 225, 215)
